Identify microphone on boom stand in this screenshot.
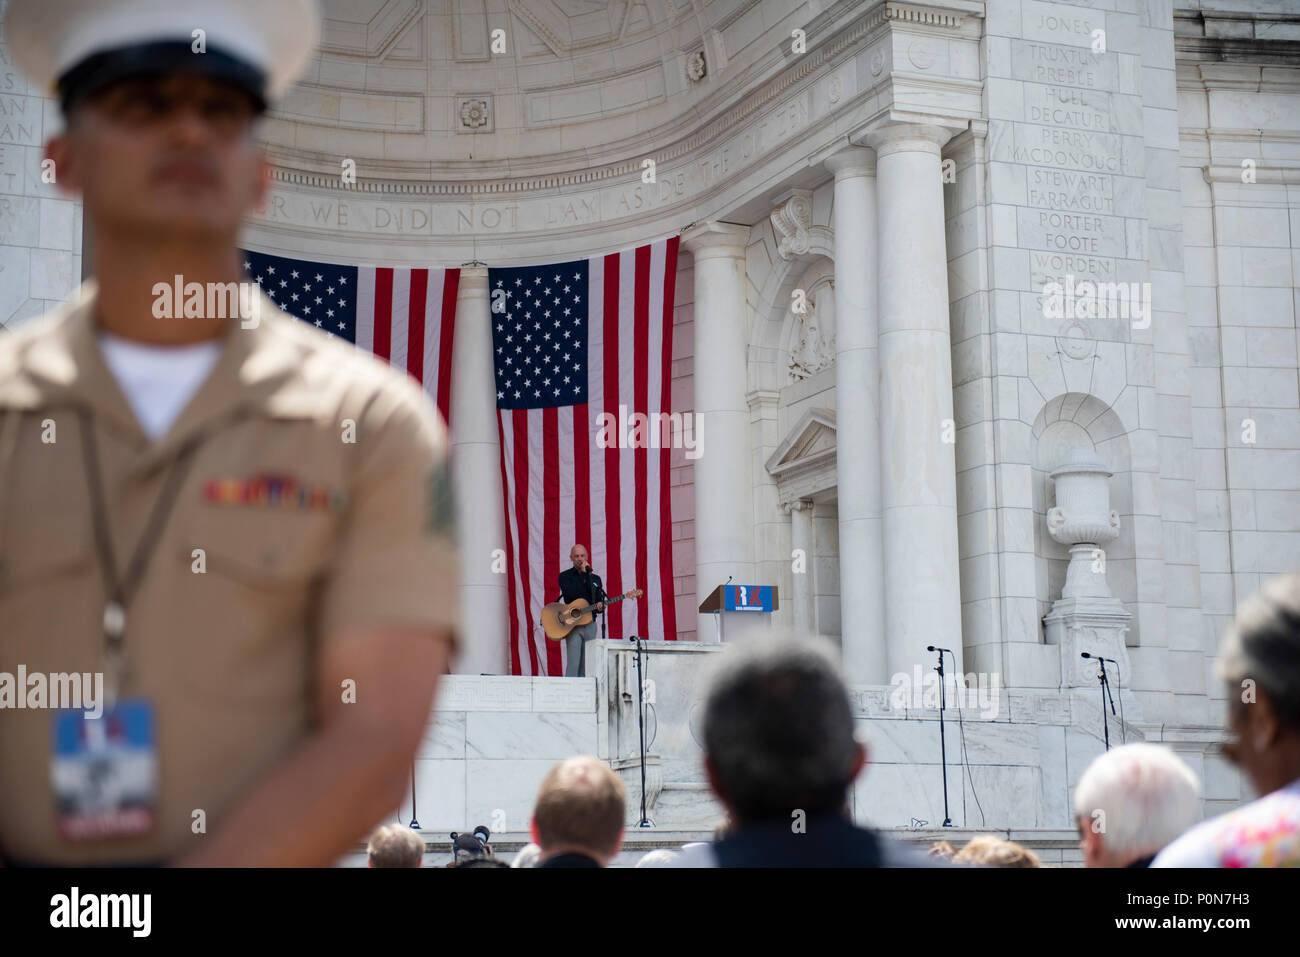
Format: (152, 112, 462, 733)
(1081, 652, 1120, 750)
(927, 645, 954, 827)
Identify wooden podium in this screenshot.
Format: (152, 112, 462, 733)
(698, 584, 779, 641)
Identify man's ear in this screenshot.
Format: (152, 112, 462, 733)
(1081, 824, 1105, 865)
(847, 743, 868, 780)
(44, 135, 81, 197)
(1252, 691, 1283, 751)
(704, 755, 732, 814)
(252, 153, 272, 213)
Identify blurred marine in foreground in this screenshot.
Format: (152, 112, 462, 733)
(0, 0, 460, 865)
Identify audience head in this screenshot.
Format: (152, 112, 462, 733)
(701, 634, 865, 826)
(530, 755, 626, 866)
(366, 823, 424, 868)
(1074, 743, 1200, 867)
(636, 849, 681, 867)
(511, 843, 543, 868)
(448, 830, 492, 866)
(927, 840, 957, 861)
(953, 836, 1041, 868)
(1216, 572, 1300, 797)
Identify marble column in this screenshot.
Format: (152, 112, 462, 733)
(681, 222, 755, 642)
(864, 124, 964, 677)
(788, 499, 815, 634)
(825, 147, 887, 683)
(449, 266, 509, 675)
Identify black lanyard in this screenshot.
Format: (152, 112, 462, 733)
(77, 409, 200, 704)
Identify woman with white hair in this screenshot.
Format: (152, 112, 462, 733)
(1074, 743, 1200, 867)
(1154, 572, 1300, 867)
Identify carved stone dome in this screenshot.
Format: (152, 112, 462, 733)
(263, 0, 818, 183)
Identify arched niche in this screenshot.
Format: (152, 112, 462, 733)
(1032, 392, 1140, 644)
(781, 262, 836, 384)
(746, 228, 835, 397)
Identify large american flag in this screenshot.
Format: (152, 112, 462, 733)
(492, 238, 680, 676)
(241, 250, 461, 423)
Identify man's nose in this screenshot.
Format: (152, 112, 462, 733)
(164, 104, 214, 145)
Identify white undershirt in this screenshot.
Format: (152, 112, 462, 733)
(98, 331, 223, 441)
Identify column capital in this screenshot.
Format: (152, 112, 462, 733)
(681, 220, 750, 260)
(824, 146, 876, 180)
(783, 498, 813, 514)
(456, 265, 489, 296)
(861, 122, 956, 158)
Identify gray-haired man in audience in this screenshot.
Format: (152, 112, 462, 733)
(1074, 743, 1201, 868)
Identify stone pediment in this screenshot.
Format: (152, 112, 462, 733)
(765, 408, 838, 504)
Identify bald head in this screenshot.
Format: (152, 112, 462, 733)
(531, 756, 625, 865)
(569, 545, 589, 571)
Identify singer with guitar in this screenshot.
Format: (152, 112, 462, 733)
(556, 545, 605, 677)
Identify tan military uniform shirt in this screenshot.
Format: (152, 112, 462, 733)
(0, 283, 460, 864)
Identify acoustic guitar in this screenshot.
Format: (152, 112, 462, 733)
(541, 589, 643, 641)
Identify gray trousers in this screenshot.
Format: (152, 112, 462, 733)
(565, 620, 600, 677)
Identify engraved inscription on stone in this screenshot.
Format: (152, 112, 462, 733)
(0, 95, 37, 145)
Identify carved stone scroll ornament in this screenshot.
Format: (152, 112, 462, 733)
(771, 189, 814, 260)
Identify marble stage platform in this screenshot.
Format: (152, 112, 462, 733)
(338, 828, 1088, 868)
(357, 638, 1235, 866)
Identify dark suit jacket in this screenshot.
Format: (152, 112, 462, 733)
(713, 813, 939, 868)
(538, 852, 601, 868)
(558, 566, 604, 611)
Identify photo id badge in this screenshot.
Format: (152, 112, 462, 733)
(51, 700, 158, 841)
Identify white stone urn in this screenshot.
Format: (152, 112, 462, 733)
(1046, 446, 1121, 599)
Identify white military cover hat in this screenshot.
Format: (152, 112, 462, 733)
(3, 0, 320, 111)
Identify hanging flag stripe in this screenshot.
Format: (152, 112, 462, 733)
(242, 251, 459, 427)
(491, 239, 680, 675)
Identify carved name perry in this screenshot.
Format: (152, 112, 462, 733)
(1011, 126, 1122, 173)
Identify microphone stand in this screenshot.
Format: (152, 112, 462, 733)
(1108, 657, 1127, 745)
(933, 647, 953, 828)
(1097, 658, 1116, 751)
(630, 635, 653, 827)
(599, 586, 607, 643)
(408, 763, 420, 829)
(585, 564, 607, 643)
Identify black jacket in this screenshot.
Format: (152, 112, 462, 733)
(538, 852, 601, 868)
(712, 814, 939, 868)
(558, 566, 604, 612)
